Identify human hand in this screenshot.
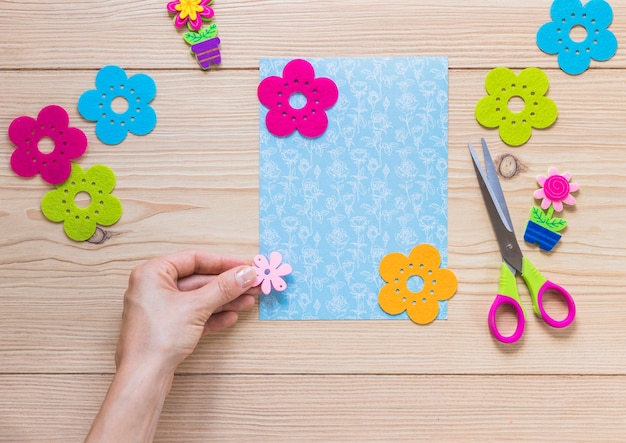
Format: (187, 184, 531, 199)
(86, 250, 258, 442)
(115, 250, 258, 377)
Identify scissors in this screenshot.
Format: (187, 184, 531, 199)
(468, 139, 576, 343)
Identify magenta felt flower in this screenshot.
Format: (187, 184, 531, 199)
(258, 59, 339, 138)
(533, 167, 579, 212)
(253, 252, 292, 295)
(8, 105, 87, 185)
(167, 0, 214, 31)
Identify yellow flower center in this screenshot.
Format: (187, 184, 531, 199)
(175, 0, 203, 20)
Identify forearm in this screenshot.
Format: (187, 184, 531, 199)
(85, 362, 174, 443)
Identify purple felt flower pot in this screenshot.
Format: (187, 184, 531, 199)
(524, 220, 561, 252)
(191, 37, 221, 69)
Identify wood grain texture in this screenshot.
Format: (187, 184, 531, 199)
(1, 0, 626, 70)
(1, 374, 625, 442)
(1, 0, 625, 440)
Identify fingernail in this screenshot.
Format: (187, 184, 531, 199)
(235, 266, 257, 288)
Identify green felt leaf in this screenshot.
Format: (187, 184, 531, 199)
(183, 23, 218, 45)
(529, 206, 567, 232)
(529, 206, 548, 224)
(545, 217, 567, 232)
(183, 32, 201, 45)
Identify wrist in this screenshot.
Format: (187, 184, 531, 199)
(116, 355, 175, 384)
(86, 360, 174, 442)
(114, 358, 175, 413)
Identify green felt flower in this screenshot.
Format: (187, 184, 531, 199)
(475, 67, 558, 146)
(41, 163, 122, 242)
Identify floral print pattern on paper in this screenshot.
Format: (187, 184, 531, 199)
(258, 57, 449, 320)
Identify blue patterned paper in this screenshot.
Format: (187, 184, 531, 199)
(259, 57, 449, 320)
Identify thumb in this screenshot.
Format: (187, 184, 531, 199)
(200, 265, 257, 313)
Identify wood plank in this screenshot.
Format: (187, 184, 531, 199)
(0, 374, 624, 441)
(1, 0, 624, 70)
(1, 69, 626, 374)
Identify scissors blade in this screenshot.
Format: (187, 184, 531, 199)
(468, 140, 524, 273)
(479, 139, 514, 230)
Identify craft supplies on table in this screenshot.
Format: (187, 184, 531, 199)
(469, 139, 576, 344)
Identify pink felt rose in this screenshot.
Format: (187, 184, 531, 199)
(533, 167, 579, 212)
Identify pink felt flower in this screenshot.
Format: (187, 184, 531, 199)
(253, 252, 292, 295)
(167, 0, 214, 31)
(258, 59, 339, 138)
(533, 167, 579, 212)
(9, 105, 87, 185)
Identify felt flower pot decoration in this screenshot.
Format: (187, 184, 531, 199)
(78, 65, 157, 145)
(475, 67, 558, 147)
(524, 218, 563, 252)
(167, 0, 214, 31)
(253, 252, 292, 295)
(183, 23, 221, 69)
(524, 167, 579, 251)
(534, 167, 579, 212)
(8, 105, 87, 185)
(378, 244, 457, 325)
(41, 163, 122, 242)
(258, 59, 339, 138)
(537, 0, 618, 75)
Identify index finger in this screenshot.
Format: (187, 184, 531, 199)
(161, 249, 251, 280)
(178, 273, 262, 295)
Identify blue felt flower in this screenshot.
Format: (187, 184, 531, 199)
(78, 65, 157, 145)
(536, 0, 618, 75)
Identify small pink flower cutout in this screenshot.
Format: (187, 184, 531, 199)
(167, 0, 214, 31)
(8, 105, 87, 185)
(258, 59, 338, 138)
(534, 167, 579, 212)
(253, 252, 292, 295)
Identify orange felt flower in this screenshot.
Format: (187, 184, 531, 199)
(378, 244, 457, 324)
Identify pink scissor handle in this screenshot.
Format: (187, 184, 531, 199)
(488, 294, 525, 344)
(536, 280, 576, 328)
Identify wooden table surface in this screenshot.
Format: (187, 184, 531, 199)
(1, 1, 625, 441)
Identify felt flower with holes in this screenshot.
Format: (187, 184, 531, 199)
(8, 105, 87, 185)
(258, 59, 339, 138)
(475, 67, 558, 147)
(253, 252, 292, 295)
(78, 65, 157, 145)
(41, 163, 122, 242)
(537, 0, 617, 75)
(534, 167, 579, 212)
(378, 244, 457, 325)
(167, 0, 214, 31)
